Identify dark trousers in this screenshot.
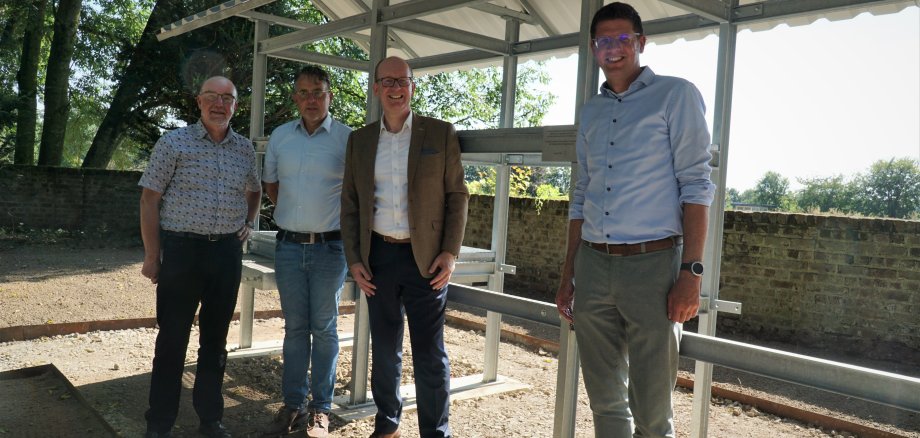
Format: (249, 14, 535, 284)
(367, 233, 451, 438)
(145, 234, 242, 433)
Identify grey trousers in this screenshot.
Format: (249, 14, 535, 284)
(573, 243, 682, 438)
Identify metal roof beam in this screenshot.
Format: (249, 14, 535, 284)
(390, 20, 511, 55)
(643, 13, 718, 36)
(260, 14, 370, 54)
(156, 0, 277, 41)
(269, 49, 370, 72)
(469, 3, 537, 24)
(659, 0, 731, 22)
(518, 0, 560, 35)
(260, 0, 485, 54)
(730, 0, 904, 23)
(378, 0, 490, 23)
(238, 10, 373, 45)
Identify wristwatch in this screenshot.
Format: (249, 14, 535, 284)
(245, 220, 255, 229)
(680, 261, 704, 277)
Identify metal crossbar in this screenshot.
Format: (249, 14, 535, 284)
(446, 283, 920, 438)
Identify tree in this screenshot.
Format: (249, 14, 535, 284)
(853, 158, 920, 218)
(750, 171, 791, 209)
(796, 175, 856, 213)
(37, 0, 83, 166)
(13, 0, 48, 165)
(82, 0, 182, 168)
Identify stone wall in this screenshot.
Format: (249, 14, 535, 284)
(719, 211, 920, 357)
(464, 195, 920, 355)
(0, 165, 142, 237)
(3, 168, 918, 355)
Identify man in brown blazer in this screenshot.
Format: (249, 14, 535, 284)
(341, 56, 468, 438)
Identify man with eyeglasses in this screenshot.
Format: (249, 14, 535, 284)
(260, 65, 352, 438)
(341, 56, 468, 438)
(555, 3, 715, 437)
(139, 75, 261, 438)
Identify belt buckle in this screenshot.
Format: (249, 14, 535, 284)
(208, 234, 219, 242)
(307, 232, 315, 244)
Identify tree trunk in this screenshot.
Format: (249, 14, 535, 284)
(14, 0, 48, 165)
(82, 0, 176, 169)
(37, 0, 82, 167)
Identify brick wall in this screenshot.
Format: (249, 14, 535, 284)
(719, 211, 920, 357)
(0, 165, 142, 237)
(464, 195, 920, 355)
(3, 169, 918, 355)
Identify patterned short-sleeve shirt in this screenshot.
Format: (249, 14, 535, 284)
(139, 121, 260, 234)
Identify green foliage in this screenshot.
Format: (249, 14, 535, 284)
(535, 183, 562, 199)
(729, 158, 920, 219)
(853, 158, 920, 218)
(795, 175, 857, 213)
(751, 171, 790, 207)
(412, 62, 554, 129)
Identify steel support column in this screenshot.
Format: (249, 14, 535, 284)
(483, 18, 520, 384)
(349, 0, 389, 406)
(690, 12, 739, 438)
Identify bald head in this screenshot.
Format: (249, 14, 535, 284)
(199, 76, 237, 97)
(374, 56, 412, 81)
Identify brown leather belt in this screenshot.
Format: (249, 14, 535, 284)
(277, 229, 341, 244)
(584, 236, 682, 257)
(373, 231, 411, 244)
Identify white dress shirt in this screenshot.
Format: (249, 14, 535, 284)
(372, 114, 412, 239)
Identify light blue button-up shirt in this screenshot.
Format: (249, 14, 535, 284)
(570, 67, 715, 244)
(262, 115, 352, 232)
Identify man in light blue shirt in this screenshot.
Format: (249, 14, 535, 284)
(261, 65, 352, 438)
(555, 3, 715, 437)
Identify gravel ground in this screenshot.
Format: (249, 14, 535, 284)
(1, 235, 918, 437)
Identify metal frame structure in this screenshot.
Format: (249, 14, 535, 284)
(157, 1, 919, 437)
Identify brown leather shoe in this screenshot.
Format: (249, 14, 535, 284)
(305, 410, 330, 438)
(368, 430, 400, 438)
(262, 405, 308, 436)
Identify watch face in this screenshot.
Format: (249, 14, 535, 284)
(691, 262, 704, 276)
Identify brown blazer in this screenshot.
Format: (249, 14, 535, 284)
(341, 115, 469, 278)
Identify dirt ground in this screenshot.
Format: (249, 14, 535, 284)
(1, 234, 918, 437)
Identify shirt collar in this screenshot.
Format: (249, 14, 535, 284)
(600, 66, 655, 98)
(193, 120, 236, 144)
(380, 112, 413, 135)
(297, 114, 333, 135)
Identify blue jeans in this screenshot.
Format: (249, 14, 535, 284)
(275, 239, 347, 411)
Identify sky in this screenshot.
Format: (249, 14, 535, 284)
(533, 6, 920, 192)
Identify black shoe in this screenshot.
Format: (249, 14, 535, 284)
(199, 421, 232, 438)
(262, 405, 309, 436)
(144, 431, 171, 438)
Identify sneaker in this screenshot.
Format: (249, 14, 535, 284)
(305, 410, 330, 438)
(262, 405, 308, 436)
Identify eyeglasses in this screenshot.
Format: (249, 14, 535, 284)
(376, 77, 413, 88)
(294, 89, 330, 100)
(591, 33, 641, 51)
(199, 91, 237, 105)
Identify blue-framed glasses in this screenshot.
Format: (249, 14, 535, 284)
(591, 33, 641, 51)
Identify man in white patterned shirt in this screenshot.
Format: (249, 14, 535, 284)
(138, 76, 261, 438)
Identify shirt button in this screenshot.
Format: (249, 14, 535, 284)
(605, 212, 609, 216)
(607, 187, 611, 191)
(606, 234, 610, 238)
(608, 165, 612, 169)
(609, 141, 614, 145)
(617, 99, 622, 102)
(613, 119, 617, 123)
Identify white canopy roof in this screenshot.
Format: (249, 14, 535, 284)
(157, 0, 918, 74)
